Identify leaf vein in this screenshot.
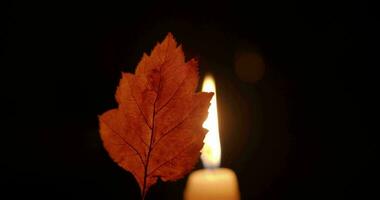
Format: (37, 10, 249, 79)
(126, 78, 153, 130)
(147, 142, 197, 176)
(101, 118, 146, 166)
(152, 99, 202, 148)
(155, 65, 192, 114)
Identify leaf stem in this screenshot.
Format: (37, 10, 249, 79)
(142, 112, 154, 200)
(142, 71, 162, 200)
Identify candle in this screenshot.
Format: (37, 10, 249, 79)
(184, 75, 240, 200)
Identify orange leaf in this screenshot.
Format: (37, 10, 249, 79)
(99, 33, 213, 199)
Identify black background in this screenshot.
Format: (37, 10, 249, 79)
(1, 1, 377, 199)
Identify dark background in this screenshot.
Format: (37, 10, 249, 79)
(1, 1, 377, 199)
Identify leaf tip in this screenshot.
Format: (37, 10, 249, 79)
(207, 91, 215, 100)
(166, 32, 174, 39)
(163, 32, 178, 46)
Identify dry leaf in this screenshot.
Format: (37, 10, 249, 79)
(99, 33, 213, 199)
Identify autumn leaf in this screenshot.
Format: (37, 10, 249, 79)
(99, 33, 213, 199)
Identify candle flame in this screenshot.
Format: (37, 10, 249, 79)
(201, 74, 221, 168)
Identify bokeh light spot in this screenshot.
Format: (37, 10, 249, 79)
(234, 51, 265, 83)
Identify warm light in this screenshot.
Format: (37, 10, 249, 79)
(201, 75, 221, 168)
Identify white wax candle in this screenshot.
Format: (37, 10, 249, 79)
(184, 168, 240, 200)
